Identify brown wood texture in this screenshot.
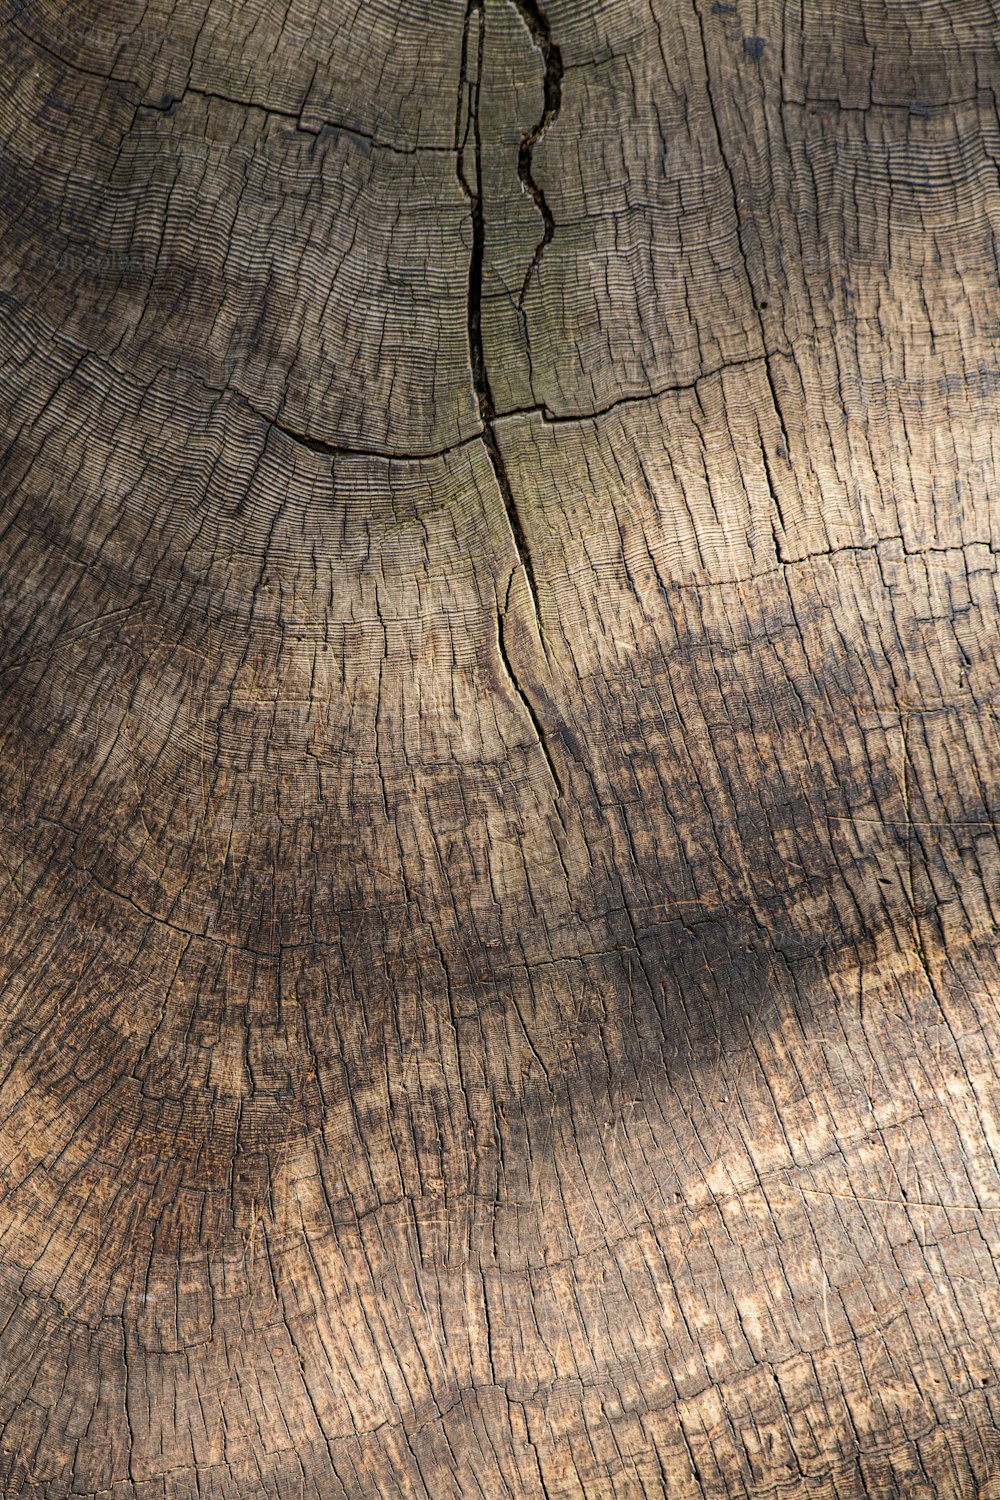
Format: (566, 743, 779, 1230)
(2, 0, 1000, 1494)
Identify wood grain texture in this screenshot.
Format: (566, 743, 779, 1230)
(2, 0, 1000, 1494)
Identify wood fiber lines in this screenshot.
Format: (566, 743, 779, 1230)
(1, 0, 1000, 1495)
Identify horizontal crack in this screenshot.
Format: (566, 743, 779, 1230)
(500, 351, 785, 427)
(142, 83, 453, 156)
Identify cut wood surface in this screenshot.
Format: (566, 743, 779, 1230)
(1, 0, 1000, 1494)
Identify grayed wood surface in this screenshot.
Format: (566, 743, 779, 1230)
(1, 0, 1000, 1494)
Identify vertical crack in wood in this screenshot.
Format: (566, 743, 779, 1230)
(456, 0, 563, 798)
(511, 0, 563, 307)
(899, 709, 937, 996)
(496, 573, 563, 798)
(456, 0, 546, 652)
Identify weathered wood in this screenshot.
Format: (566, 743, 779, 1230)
(1, 0, 1000, 1493)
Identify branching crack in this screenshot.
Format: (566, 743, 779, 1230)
(456, 0, 548, 652)
(510, 0, 564, 306)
